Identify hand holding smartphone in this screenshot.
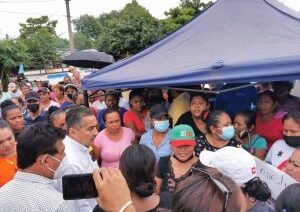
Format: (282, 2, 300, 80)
(62, 173, 98, 200)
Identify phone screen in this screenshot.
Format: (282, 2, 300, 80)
(62, 173, 98, 200)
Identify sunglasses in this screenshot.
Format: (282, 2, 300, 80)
(192, 167, 232, 212)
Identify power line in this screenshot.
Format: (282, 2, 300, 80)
(0, 10, 45, 15)
(0, 10, 65, 17)
(0, 0, 58, 3)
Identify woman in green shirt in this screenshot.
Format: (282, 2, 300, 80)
(233, 110, 267, 160)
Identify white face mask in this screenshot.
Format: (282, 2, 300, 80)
(46, 155, 70, 179)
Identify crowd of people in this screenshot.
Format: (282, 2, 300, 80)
(0, 69, 300, 212)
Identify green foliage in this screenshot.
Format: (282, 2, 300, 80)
(163, 0, 212, 33)
(19, 16, 57, 39)
(57, 37, 69, 50)
(73, 32, 94, 50)
(95, 1, 164, 57)
(180, 0, 213, 11)
(163, 7, 197, 33)
(73, 15, 101, 39)
(0, 39, 30, 86)
(0, 39, 30, 70)
(22, 28, 59, 68)
(19, 16, 60, 68)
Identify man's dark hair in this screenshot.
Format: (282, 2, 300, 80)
(275, 183, 300, 212)
(173, 168, 242, 212)
(17, 122, 66, 169)
(49, 109, 66, 127)
(66, 106, 94, 131)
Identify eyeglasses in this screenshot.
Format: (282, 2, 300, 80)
(192, 167, 232, 212)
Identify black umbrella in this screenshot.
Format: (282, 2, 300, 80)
(62, 49, 115, 69)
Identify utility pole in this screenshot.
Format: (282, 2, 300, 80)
(65, 0, 74, 53)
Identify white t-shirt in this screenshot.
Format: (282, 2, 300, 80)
(91, 100, 106, 111)
(42, 100, 60, 111)
(265, 139, 295, 170)
(119, 97, 130, 110)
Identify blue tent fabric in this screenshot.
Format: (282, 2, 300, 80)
(82, 0, 300, 90)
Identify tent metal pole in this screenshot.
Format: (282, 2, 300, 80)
(218, 83, 258, 94)
(83, 90, 89, 107)
(167, 87, 218, 94)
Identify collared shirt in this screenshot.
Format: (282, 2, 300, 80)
(0, 172, 76, 212)
(24, 110, 47, 125)
(63, 135, 98, 212)
(140, 129, 172, 162)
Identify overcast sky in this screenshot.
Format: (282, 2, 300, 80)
(0, 0, 299, 39)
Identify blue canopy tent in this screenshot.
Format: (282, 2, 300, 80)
(82, 0, 300, 90)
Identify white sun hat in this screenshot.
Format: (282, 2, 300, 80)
(199, 146, 257, 186)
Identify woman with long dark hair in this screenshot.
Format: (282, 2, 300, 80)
(194, 110, 241, 157)
(94, 144, 171, 212)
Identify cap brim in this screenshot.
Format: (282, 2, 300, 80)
(199, 150, 216, 168)
(26, 97, 39, 101)
(171, 140, 196, 147)
(152, 112, 168, 119)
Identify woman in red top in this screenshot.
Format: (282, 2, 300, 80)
(124, 90, 146, 141)
(0, 120, 17, 187)
(255, 90, 283, 150)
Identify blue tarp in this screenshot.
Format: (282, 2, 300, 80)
(82, 0, 300, 90)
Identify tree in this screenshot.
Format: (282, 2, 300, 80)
(163, 0, 212, 33)
(19, 16, 60, 69)
(73, 15, 101, 39)
(180, 0, 213, 11)
(19, 16, 57, 39)
(0, 39, 30, 88)
(95, 0, 164, 58)
(73, 32, 93, 50)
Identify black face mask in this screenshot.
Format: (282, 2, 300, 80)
(67, 93, 73, 100)
(284, 135, 300, 148)
(27, 103, 40, 113)
(173, 154, 194, 163)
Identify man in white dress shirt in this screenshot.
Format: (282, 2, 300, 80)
(0, 123, 76, 212)
(64, 106, 99, 212)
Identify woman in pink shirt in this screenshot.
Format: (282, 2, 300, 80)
(94, 108, 135, 168)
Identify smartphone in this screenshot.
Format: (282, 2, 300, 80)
(62, 173, 98, 200)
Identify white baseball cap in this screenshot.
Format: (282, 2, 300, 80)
(200, 146, 257, 186)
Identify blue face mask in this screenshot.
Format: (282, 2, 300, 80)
(154, 120, 170, 132)
(219, 125, 235, 141)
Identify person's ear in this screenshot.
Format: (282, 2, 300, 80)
(249, 125, 255, 132)
(210, 125, 218, 134)
(68, 127, 77, 137)
(38, 154, 48, 167)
